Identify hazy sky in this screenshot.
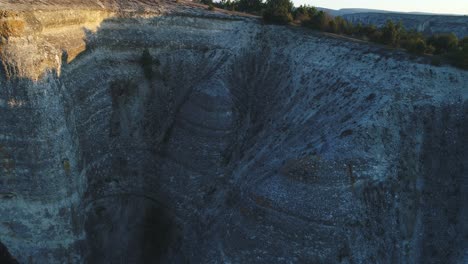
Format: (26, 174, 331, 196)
(292, 0, 468, 15)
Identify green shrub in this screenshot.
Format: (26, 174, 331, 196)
(207, 4, 215, 11)
(303, 10, 332, 31)
(427, 33, 459, 54)
(215, 0, 237, 11)
(460, 37, 468, 48)
(293, 5, 317, 24)
(62, 159, 71, 175)
(406, 38, 427, 55)
(260, 3, 466, 71)
(380, 20, 403, 47)
(236, 0, 264, 13)
(447, 46, 468, 69)
(327, 20, 338, 33)
(263, 0, 293, 24)
(333, 16, 352, 34)
(354, 24, 381, 42)
(425, 45, 436, 54)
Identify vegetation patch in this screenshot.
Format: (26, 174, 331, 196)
(294, 8, 468, 70)
(263, 0, 293, 24)
(201, 0, 263, 14)
(62, 158, 71, 175)
(203, 0, 468, 70)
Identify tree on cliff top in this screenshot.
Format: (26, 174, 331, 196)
(427, 33, 459, 54)
(263, 0, 293, 24)
(380, 20, 403, 47)
(447, 43, 468, 69)
(293, 5, 317, 24)
(236, 0, 264, 14)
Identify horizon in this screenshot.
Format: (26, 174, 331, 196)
(292, 0, 468, 15)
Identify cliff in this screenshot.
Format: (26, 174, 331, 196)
(0, 1, 467, 263)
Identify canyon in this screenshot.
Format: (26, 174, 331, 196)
(0, 1, 467, 263)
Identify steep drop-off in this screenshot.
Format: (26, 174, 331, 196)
(0, 1, 467, 263)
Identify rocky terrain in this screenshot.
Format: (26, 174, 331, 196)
(342, 12, 468, 38)
(0, 0, 467, 263)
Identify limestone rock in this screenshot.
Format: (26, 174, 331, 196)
(0, 1, 467, 263)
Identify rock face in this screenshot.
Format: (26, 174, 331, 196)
(0, 1, 467, 263)
(342, 12, 468, 38)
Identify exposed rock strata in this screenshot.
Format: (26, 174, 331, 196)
(0, 1, 467, 263)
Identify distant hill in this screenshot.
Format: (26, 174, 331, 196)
(314, 8, 468, 37)
(317, 8, 465, 16)
(322, 8, 394, 16)
(342, 12, 468, 38)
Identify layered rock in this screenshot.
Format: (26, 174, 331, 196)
(0, 1, 467, 263)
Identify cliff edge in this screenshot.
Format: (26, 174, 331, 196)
(0, 1, 467, 263)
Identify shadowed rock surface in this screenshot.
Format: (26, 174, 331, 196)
(0, 1, 467, 263)
(0, 242, 18, 264)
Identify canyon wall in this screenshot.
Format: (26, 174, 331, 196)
(0, 1, 467, 263)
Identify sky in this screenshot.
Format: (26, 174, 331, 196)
(292, 0, 468, 15)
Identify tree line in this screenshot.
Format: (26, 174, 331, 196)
(201, 0, 468, 70)
(292, 5, 467, 69)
